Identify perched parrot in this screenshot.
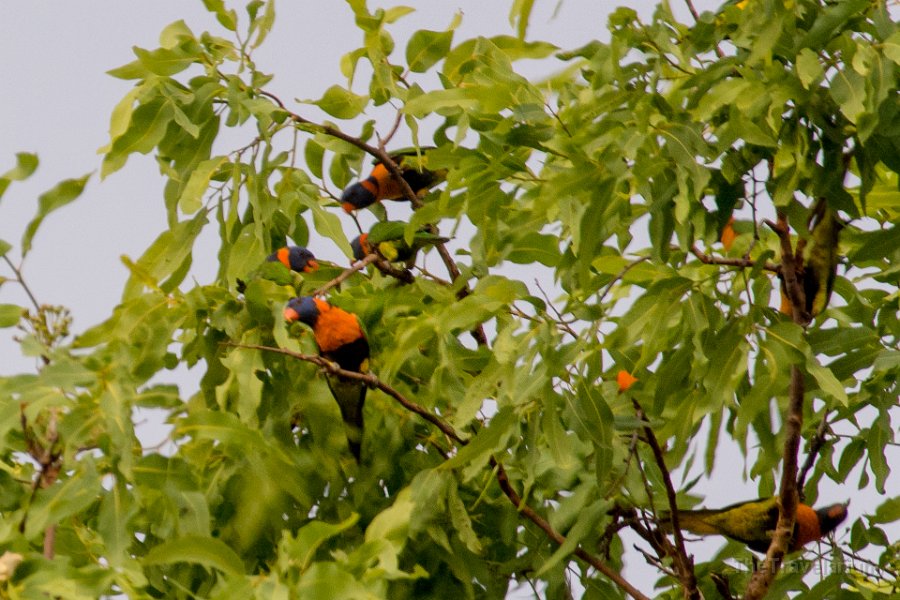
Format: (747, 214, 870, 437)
(779, 199, 843, 321)
(340, 148, 446, 213)
(284, 296, 369, 462)
(662, 497, 848, 553)
(236, 246, 319, 293)
(350, 221, 449, 265)
(267, 246, 319, 273)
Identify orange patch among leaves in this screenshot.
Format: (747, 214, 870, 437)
(617, 370, 637, 392)
(720, 217, 737, 251)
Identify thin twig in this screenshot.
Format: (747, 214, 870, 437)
(2, 255, 41, 312)
(224, 342, 465, 444)
(690, 245, 779, 273)
(312, 254, 379, 296)
(493, 460, 652, 600)
(632, 399, 700, 599)
(597, 256, 652, 307)
(534, 280, 579, 339)
(796, 414, 831, 502)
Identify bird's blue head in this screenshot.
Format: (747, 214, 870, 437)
(341, 181, 377, 213)
(350, 233, 370, 261)
(284, 296, 320, 326)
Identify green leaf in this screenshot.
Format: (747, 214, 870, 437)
(203, 0, 238, 31)
(883, 31, 900, 65)
(0, 304, 23, 328)
(796, 48, 825, 88)
(506, 232, 560, 266)
(406, 29, 453, 73)
(312, 85, 368, 119)
(0, 152, 39, 202)
(178, 156, 227, 213)
(441, 406, 516, 471)
(102, 99, 175, 177)
(0, 239, 11, 258)
(133, 45, 196, 76)
(142, 535, 244, 576)
(21, 173, 91, 256)
(292, 514, 360, 571)
(122, 212, 206, 299)
(509, 0, 536, 40)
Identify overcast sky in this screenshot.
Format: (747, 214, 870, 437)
(1, 1, 896, 596)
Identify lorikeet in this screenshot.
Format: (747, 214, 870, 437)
(350, 221, 449, 265)
(283, 296, 369, 462)
(780, 199, 843, 320)
(237, 246, 319, 293)
(267, 246, 319, 273)
(340, 148, 446, 213)
(662, 497, 848, 553)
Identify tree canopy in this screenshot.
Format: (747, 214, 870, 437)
(1, 1, 899, 598)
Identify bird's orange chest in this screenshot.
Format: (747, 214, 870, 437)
(793, 504, 822, 549)
(313, 303, 364, 352)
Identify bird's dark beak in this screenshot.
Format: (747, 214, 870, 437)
(283, 307, 300, 322)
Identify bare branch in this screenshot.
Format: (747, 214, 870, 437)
(690, 245, 779, 273)
(743, 365, 805, 599)
(312, 254, 379, 296)
(632, 399, 700, 599)
(2, 255, 41, 312)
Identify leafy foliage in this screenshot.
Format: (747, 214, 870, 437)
(1, 1, 899, 598)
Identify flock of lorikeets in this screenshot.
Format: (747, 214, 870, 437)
(256, 148, 847, 556)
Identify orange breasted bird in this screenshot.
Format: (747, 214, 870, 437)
(267, 246, 319, 274)
(284, 296, 369, 462)
(350, 221, 449, 265)
(340, 148, 446, 213)
(662, 497, 848, 553)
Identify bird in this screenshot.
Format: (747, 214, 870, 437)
(283, 296, 369, 462)
(236, 246, 319, 293)
(779, 199, 843, 321)
(267, 246, 319, 273)
(350, 221, 449, 265)
(661, 497, 848, 553)
(340, 148, 446, 213)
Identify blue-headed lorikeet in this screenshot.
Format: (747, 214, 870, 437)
(662, 496, 848, 553)
(340, 148, 446, 213)
(284, 296, 369, 462)
(267, 246, 319, 273)
(350, 221, 449, 266)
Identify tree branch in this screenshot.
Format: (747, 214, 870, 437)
(690, 245, 779, 273)
(765, 216, 809, 325)
(743, 364, 804, 599)
(493, 460, 651, 600)
(632, 399, 700, 600)
(312, 254, 379, 296)
(231, 341, 647, 599)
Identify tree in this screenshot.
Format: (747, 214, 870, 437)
(1, 0, 898, 598)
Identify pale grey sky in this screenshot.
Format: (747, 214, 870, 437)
(1, 1, 896, 597)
